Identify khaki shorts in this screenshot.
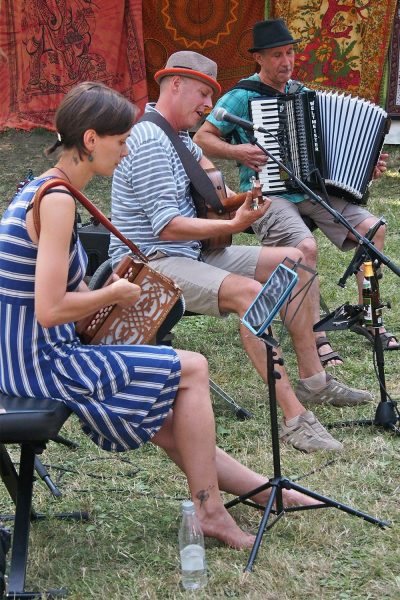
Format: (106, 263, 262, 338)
(252, 195, 373, 251)
(148, 246, 261, 317)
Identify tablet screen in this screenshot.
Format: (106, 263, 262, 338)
(241, 264, 298, 336)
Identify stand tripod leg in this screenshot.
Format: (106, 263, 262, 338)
(244, 484, 279, 573)
(34, 457, 62, 497)
(287, 479, 389, 527)
(52, 434, 79, 449)
(229, 476, 389, 573)
(209, 379, 253, 420)
(326, 293, 400, 433)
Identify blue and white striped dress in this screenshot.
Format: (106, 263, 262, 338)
(0, 177, 181, 452)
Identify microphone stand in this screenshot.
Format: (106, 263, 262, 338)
(323, 240, 400, 434)
(246, 130, 400, 434)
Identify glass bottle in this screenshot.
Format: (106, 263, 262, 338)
(178, 500, 207, 590)
(362, 275, 373, 326)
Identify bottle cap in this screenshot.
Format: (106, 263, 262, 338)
(181, 500, 195, 512)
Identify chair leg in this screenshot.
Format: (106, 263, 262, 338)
(5, 444, 70, 599)
(0, 443, 18, 506)
(7, 443, 35, 596)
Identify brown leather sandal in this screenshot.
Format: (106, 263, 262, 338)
(316, 336, 344, 367)
(350, 325, 400, 350)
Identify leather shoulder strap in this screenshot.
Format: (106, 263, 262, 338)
(139, 112, 225, 215)
(230, 79, 282, 97)
(230, 78, 305, 97)
(32, 178, 148, 262)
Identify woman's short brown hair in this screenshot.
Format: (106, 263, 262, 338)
(46, 82, 138, 157)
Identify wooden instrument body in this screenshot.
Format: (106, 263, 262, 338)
(31, 178, 183, 347)
(192, 168, 260, 250)
(201, 168, 232, 250)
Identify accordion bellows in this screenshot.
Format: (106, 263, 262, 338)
(250, 90, 388, 203)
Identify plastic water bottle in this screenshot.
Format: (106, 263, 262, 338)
(178, 500, 207, 590)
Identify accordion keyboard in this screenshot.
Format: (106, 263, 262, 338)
(250, 98, 288, 194)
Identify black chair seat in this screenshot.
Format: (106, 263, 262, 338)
(0, 394, 71, 443)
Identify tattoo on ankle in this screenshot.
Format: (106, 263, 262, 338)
(196, 488, 211, 507)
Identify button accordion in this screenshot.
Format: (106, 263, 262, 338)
(249, 91, 389, 204)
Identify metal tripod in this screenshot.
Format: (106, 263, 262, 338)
(224, 327, 390, 573)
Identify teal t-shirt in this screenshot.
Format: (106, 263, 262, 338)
(207, 73, 306, 202)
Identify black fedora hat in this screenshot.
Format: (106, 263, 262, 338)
(249, 19, 301, 52)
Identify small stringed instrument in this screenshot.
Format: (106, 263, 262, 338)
(193, 169, 264, 250)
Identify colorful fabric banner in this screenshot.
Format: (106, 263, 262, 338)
(142, 0, 265, 102)
(387, 1, 400, 116)
(271, 0, 398, 103)
(1, 1, 396, 130)
(0, 0, 147, 131)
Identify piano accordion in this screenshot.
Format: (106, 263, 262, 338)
(249, 90, 389, 204)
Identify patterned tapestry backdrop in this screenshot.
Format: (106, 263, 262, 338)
(142, 0, 266, 103)
(387, 1, 400, 116)
(0, 1, 398, 131)
(0, 0, 147, 130)
(270, 0, 398, 103)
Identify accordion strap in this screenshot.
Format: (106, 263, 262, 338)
(32, 177, 149, 263)
(230, 78, 305, 96)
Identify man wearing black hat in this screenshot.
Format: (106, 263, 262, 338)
(194, 19, 397, 357)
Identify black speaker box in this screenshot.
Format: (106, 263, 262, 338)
(78, 222, 110, 276)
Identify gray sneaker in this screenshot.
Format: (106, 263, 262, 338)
(279, 410, 343, 453)
(295, 375, 373, 407)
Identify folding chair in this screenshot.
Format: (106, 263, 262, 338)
(0, 393, 87, 599)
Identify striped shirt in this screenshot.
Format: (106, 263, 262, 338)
(110, 104, 203, 266)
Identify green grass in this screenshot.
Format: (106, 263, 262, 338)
(0, 130, 400, 599)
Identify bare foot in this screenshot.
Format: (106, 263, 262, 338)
(198, 506, 255, 549)
(252, 486, 322, 508)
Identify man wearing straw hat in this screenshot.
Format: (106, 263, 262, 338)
(110, 49, 373, 454)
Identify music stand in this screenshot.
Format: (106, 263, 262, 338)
(225, 325, 390, 573)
